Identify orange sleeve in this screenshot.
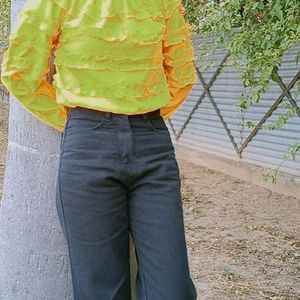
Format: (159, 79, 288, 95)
(160, 0, 197, 121)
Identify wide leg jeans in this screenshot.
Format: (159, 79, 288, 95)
(55, 106, 198, 300)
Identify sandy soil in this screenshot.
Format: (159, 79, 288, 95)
(179, 158, 300, 299)
(0, 102, 299, 300)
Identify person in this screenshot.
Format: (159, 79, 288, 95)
(1, 0, 198, 299)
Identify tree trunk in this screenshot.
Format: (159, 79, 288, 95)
(0, 99, 74, 299)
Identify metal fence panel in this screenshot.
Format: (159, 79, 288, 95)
(168, 35, 300, 178)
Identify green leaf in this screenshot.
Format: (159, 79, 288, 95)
(287, 142, 300, 160)
(258, 2, 264, 9)
(271, 66, 281, 83)
(252, 92, 260, 102)
(244, 78, 250, 87)
(246, 121, 256, 129)
(224, 21, 231, 31)
(274, 4, 283, 19)
(296, 51, 300, 64)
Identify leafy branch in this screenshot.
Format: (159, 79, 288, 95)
(184, 0, 300, 182)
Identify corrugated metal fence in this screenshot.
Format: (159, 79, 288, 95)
(168, 34, 300, 179)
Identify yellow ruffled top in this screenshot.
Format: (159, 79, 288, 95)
(1, 0, 197, 132)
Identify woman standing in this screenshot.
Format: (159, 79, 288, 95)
(1, 0, 198, 299)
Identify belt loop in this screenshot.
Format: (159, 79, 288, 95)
(142, 113, 148, 122)
(104, 111, 112, 121)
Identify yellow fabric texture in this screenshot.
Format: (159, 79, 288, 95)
(1, 0, 197, 132)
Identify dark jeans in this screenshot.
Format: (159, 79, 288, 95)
(55, 106, 198, 300)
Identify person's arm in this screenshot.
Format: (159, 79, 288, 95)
(0, 0, 68, 132)
(160, 0, 197, 121)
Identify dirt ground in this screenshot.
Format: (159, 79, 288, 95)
(0, 102, 299, 300)
(179, 159, 300, 300)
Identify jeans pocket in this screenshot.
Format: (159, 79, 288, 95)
(67, 114, 107, 132)
(146, 116, 169, 132)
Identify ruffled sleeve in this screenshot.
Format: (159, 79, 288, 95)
(0, 0, 68, 132)
(160, 0, 197, 121)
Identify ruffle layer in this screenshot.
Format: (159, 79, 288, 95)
(54, 81, 167, 100)
(163, 25, 192, 46)
(165, 63, 197, 88)
(61, 20, 165, 45)
(18, 0, 64, 36)
(54, 51, 194, 71)
(163, 0, 184, 20)
(3, 39, 52, 84)
(54, 53, 163, 71)
(51, 65, 196, 102)
(57, 27, 190, 51)
(163, 0, 193, 46)
(55, 88, 172, 119)
(55, 0, 183, 21)
(52, 65, 169, 99)
(7, 38, 48, 59)
(66, 0, 168, 22)
(20, 0, 180, 22)
(163, 41, 195, 62)
(58, 0, 187, 46)
(52, 0, 69, 11)
(16, 0, 189, 47)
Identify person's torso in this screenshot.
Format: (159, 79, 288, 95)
(52, 0, 177, 103)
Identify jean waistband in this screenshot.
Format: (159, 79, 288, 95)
(67, 106, 161, 121)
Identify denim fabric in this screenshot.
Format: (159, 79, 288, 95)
(55, 106, 198, 300)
